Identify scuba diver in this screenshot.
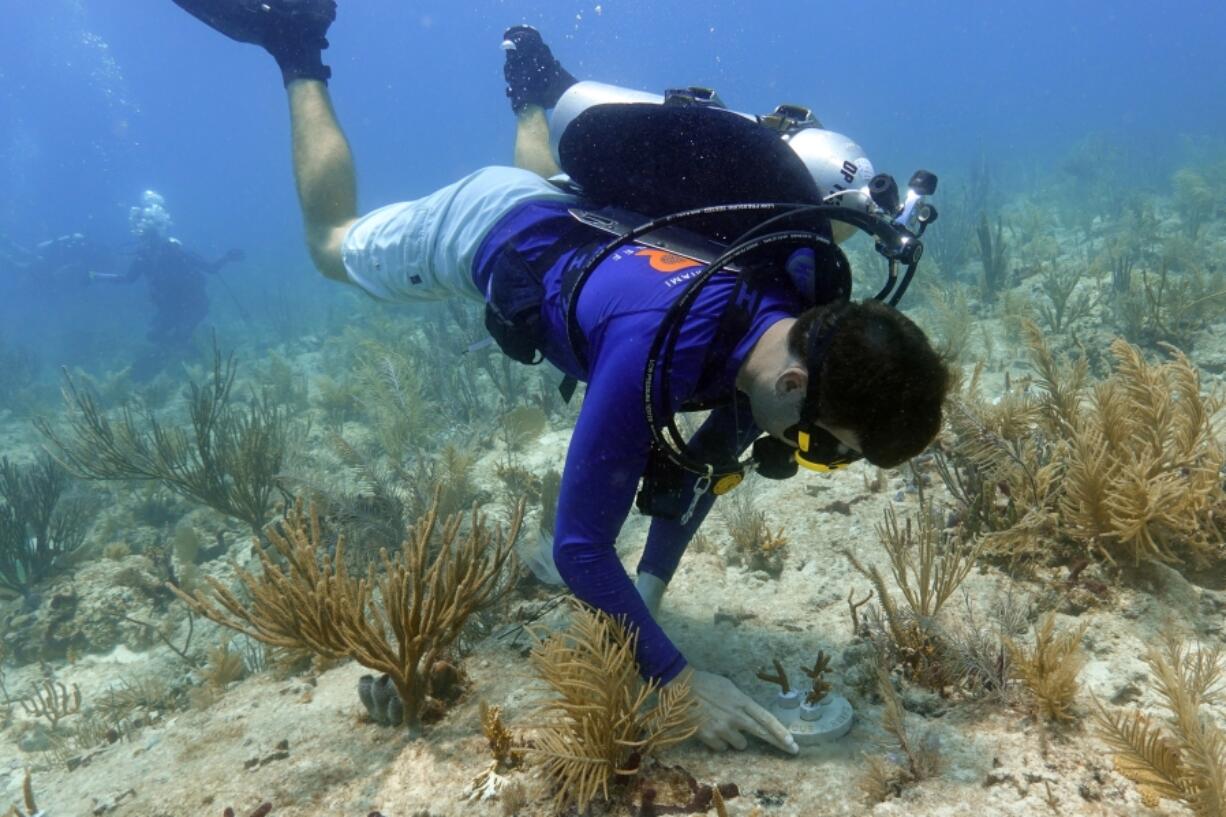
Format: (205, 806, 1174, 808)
(171, 0, 950, 756)
(96, 190, 244, 379)
(0, 231, 112, 292)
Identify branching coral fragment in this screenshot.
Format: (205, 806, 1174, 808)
(754, 658, 790, 695)
(802, 652, 833, 705)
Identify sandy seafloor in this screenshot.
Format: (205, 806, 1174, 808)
(2, 309, 1225, 817)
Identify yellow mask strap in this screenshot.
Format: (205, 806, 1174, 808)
(794, 451, 848, 473)
(794, 430, 852, 472)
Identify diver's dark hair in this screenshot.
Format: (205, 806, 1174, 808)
(787, 300, 950, 468)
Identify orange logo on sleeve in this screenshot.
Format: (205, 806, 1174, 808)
(636, 248, 702, 273)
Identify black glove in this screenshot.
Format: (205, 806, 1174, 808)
(501, 25, 577, 114)
(172, 0, 337, 85)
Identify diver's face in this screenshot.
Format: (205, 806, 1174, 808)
(748, 370, 862, 456)
(755, 396, 863, 456)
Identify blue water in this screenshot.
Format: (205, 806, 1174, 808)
(1, 0, 1224, 368)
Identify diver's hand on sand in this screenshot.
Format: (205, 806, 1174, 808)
(682, 668, 798, 755)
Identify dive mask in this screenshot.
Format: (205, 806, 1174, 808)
(786, 300, 862, 473)
(789, 424, 861, 472)
(751, 429, 860, 481)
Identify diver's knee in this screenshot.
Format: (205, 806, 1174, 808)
(308, 222, 354, 283)
(307, 237, 347, 282)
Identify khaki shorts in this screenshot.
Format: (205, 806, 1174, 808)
(341, 166, 576, 303)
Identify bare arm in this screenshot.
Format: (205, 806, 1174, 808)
(287, 79, 358, 283)
(514, 104, 561, 178)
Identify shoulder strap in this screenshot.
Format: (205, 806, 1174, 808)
(556, 208, 738, 403)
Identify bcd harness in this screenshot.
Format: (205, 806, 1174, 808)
(483, 194, 933, 521)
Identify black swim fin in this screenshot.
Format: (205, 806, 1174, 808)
(172, 0, 337, 84)
(502, 25, 577, 114)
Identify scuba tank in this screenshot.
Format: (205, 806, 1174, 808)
(547, 80, 882, 222)
(544, 78, 938, 367)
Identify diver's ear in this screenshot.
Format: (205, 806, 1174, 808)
(775, 365, 807, 399)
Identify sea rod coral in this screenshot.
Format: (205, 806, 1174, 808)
(173, 493, 522, 733)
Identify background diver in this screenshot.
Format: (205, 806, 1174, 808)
(172, 0, 950, 755)
(93, 189, 244, 380)
(0, 230, 113, 293)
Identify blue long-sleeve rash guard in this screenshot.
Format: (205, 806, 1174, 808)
(474, 201, 802, 683)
